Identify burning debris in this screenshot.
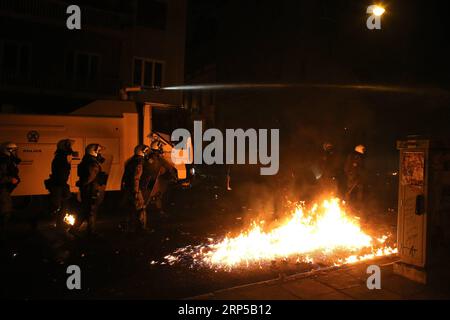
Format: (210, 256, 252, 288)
(161, 198, 397, 271)
(63, 213, 76, 226)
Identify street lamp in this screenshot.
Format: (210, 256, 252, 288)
(372, 5, 385, 17)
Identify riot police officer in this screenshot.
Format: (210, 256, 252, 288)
(70, 144, 106, 236)
(45, 139, 77, 227)
(344, 144, 366, 206)
(146, 140, 177, 216)
(318, 142, 340, 195)
(0, 142, 20, 237)
(121, 144, 151, 231)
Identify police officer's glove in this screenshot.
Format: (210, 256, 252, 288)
(91, 191, 99, 201)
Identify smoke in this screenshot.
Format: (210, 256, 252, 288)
(187, 84, 450, 222)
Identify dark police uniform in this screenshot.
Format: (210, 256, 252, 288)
(318, 147, 340, 194)
(71, 154, 105, 234)
(45, 152, 72, 226)
(122, 155, 147, 230)
(122, 149, 174, 231)
(0, 154, 20, 233)
(146, 152, 175, 213)
(344, 150, 366, 204)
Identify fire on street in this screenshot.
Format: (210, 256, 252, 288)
(0, 175, 397, 299)
(162, 198, 397, 270)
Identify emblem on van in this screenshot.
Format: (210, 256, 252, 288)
(27, 130, 40, 143)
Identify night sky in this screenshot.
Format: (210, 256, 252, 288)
(187, 0, 449, 85)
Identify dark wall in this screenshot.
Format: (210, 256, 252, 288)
(186, 0, 450, 184)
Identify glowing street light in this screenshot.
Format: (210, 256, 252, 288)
(366, 4, 386, 29)
(372, 5, 385, 17)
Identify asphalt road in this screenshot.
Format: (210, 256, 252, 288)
(1, 171, 397, 299)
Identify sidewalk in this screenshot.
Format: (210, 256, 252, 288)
(191, 257, 450, 300)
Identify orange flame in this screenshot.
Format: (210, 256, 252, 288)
(164, 198, 397, 270)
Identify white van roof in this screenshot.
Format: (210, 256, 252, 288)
(71, 100, 138, 117)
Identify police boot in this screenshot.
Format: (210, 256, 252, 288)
(126, 215, 136, 234)
(68, 222, 81, 238)
(53, 209, 63, 228)
(87, 215, 99, 237)
(139, 209, 148, 230)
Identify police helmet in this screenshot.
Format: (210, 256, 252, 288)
(86, 144, 105, 158)
(323, 142, 334, 152)
(150, 140, 162, 154)
(57, 139, 76, 155)
(0, 142, 18, 157)
(134, 144, 150, 157)
(355, 145, 366, 155)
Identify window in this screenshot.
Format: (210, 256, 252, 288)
(66, 52, 100, 82)
(133, 58, 164, 88)
(1, 41, 31, 79)
(144, 61, 153, 86)
(154, 62, 163, 87)
(133, 59, 143, 85)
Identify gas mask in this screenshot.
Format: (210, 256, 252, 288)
(66, 147, 79, 158)
(86, 144, 106, 163)
(150, 140, 163, 155)
(12, 155, 21, 165)
(57, 139, 78, 157)
(1, 143, 21, 164)
(97, 153, 106, 164)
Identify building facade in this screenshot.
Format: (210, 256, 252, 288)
(0, 0, 186, 113)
